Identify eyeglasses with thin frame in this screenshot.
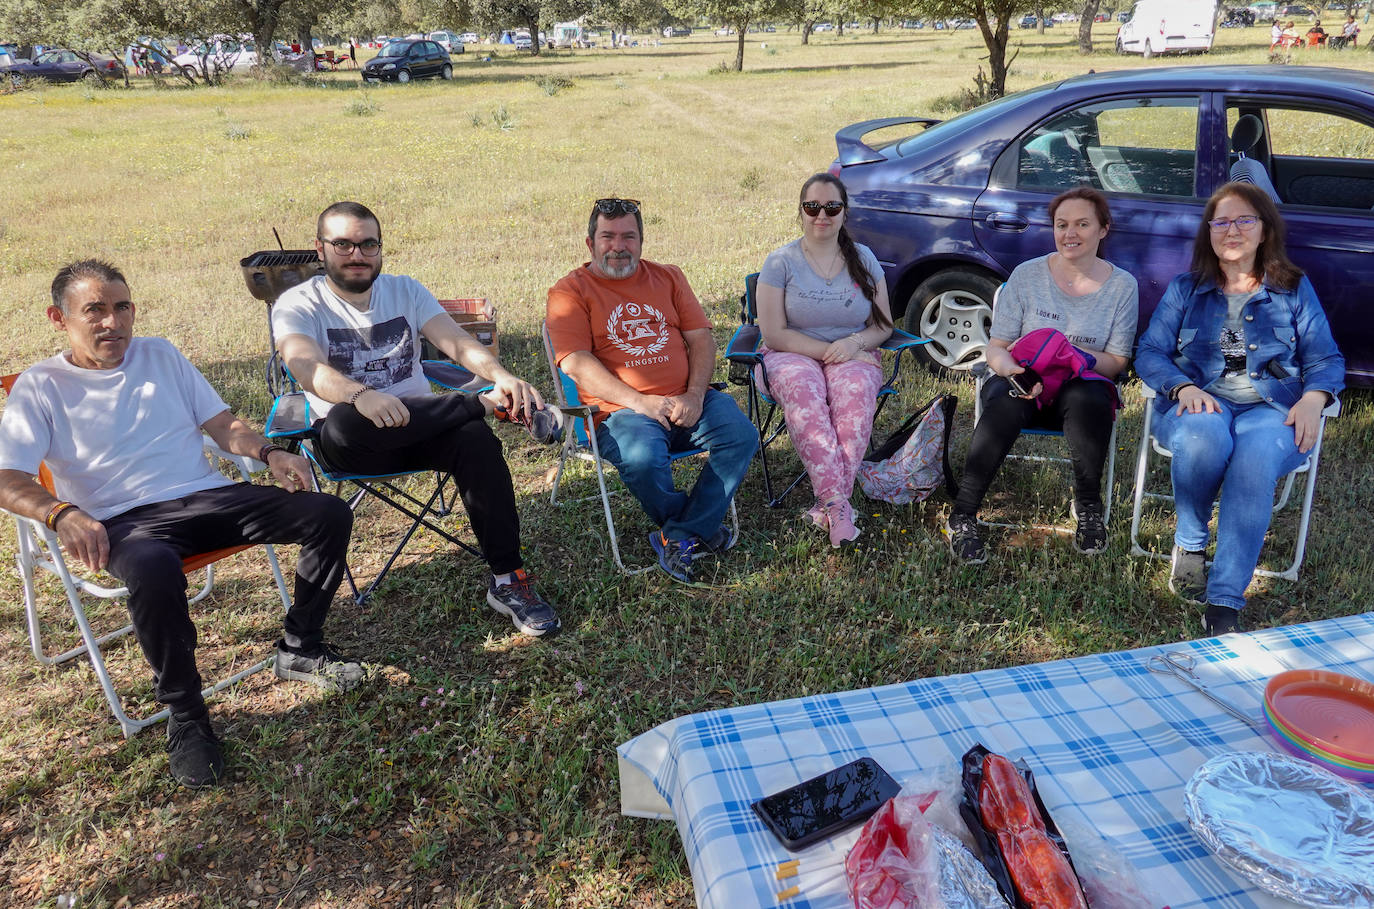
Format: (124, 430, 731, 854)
(801, 200, 846, 218)
(1207, 215, 1261, 233)
(319, 237, 383, 256)
(594, 198, 640, 216)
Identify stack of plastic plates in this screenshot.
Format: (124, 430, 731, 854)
(1263, 669, 1374, 783)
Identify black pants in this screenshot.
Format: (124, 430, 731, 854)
(952, 376, 1115, 516)
(316, 393, 522, 574)
(104, 484, 353, 721)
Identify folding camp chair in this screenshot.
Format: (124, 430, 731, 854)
(1127, 385, 1339, 581)
(265, 359, 488, 604)
(540, 322, 738, 575)
(2, 374, 291, 737)
(724, 272, 926, 507)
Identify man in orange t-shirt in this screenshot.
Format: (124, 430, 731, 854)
(546, 198, 757, 584)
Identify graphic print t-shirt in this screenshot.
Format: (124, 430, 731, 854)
(1207, 291, 1263, 404)
(272, 274, 447, 418)
(546, 260, 711, 422)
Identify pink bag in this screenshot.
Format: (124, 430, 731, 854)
(1006, 328, 1118, 413)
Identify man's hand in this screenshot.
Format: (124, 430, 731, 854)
(266, 449, 313, 493)
(486, 374, 546, 421)
(355, 389, 411, 428)
(1175, 385, 1222, 416)
(666, 389, 705, 427)
(57, 509, 110, 572)
(631, 393, 673, 429)
(1285, 391, 1327, 453)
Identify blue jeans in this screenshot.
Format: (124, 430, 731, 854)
(1157, 401, 1307, 610)
(594, 389, 758, 542)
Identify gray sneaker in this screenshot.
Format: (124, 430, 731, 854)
(274, 642, 365, 692)
(487, 569, 561, 636)
(495, 403, 564, 445)
(944, 513, 987, 565)
(1169, 546, 1207, 604)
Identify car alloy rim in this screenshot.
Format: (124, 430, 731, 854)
(917, 291, 993, 370)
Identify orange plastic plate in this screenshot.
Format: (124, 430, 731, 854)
(1265, 670, 1374, 765)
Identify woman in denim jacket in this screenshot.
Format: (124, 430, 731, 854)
(1136, 182, 1344, 636)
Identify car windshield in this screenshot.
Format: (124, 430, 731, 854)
(379, 41, 411, 57)
(892, 82, 1057, 156)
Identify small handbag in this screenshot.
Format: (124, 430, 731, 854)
(858, 394, 958, 505)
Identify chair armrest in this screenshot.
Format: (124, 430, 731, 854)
(201, 436, 259, 478)
(724, 324, 762, 363)
(266, 392, 314, 440)
(422, 360, 493, 393)
(878, 328, 926, 352)
(1139, 383, 1158, 401)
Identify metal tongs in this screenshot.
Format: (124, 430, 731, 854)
(1146, 652, 1264, 731)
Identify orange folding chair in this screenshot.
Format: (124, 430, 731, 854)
(3, 373, 292, 737)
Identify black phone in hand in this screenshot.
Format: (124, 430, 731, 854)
(751, 757, 901, 850)
(1007, 366, 1043, 398)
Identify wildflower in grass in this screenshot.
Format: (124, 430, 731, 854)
(154, 852, 166, 862)
(436, 686, 445, 695)
(294, 762, 304, 776)
(419, 696, 430, 708)
(575, 680, 585, 696)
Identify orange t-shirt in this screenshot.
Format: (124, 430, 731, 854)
(546, 260, 711, 420)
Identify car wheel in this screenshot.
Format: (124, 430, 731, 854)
(903, 268, 999, 378)
(82, 70, 100, 84)
(396, 68, 410, 83)
(440, 63, 452, 79)
(1143, 40, 1154, 59)
(1115, 38, 1125, 54)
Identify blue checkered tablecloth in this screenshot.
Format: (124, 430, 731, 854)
(618, 612, 1374, 909)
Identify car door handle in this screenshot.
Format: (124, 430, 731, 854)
(983, 212, 1029, 231)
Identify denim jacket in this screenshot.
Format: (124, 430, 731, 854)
(1136, 272, 1345, 415)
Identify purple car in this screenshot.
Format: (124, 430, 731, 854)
(831, 65, 1374, 386)
(2, 48, 124, 84)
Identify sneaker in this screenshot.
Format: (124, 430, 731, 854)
(944, 512, 987, 565)
(166, 714, 224, 789)
(486, 569, 561, 636)
(1202, 604, 1242, 636)
(825, 498, 860, 548)
(494, 403, 564, 445)
(802, 501, 828, 534)
(701, 523, 738, 554)
(274, 641, 366, 692)
(1169, 546, 1208, 605)
(1071, 500, 1107, 555)
(649, 530, 700, 585)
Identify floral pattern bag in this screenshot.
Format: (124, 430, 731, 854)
(858, 394, 958, 505)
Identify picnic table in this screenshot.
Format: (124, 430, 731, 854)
(618, 611, 1374, 908)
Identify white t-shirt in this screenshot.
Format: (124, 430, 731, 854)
(0, 337, 233, 520)
(271, 274, 447, 418)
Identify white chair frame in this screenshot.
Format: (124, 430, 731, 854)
(10, 439, 292, 737)
(1127, 384, 1340, 581)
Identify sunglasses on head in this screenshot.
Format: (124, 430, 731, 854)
(319, 237, 382, 256)
(801, 201, 845, 217)
(594, 198, 641, 216)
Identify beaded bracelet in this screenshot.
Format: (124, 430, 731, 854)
(45, 501, 76, 530)
(348, 386, 369, 406)
(258, 443, 287, 465)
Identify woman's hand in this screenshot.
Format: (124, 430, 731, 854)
(822, 335, 864, 364)
(1174, 385, 1222, 416)
(1285, 391, 1328, 453)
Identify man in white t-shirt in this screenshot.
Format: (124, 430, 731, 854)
(0, 260, 361, 789)
(272, 201, 562, 637)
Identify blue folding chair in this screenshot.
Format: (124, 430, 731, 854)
(540, 322, 739, 575)
(265, 360, 489, 603)
(723, 272, 927, 507)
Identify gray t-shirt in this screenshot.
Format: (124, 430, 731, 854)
(991, 254, 1138, 357)
(1207, 291, 1263, 404)
(757, 239, 884, 343)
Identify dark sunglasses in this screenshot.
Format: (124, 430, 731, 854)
(594, 198, 641, 216)
(801, 201, 845, 217)
(319, 237, 382, 256)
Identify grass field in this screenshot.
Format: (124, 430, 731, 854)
(1, 23, 1372, 908)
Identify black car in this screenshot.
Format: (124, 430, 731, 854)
(2, 48, 124, 84)
(361, 39, 451, 83)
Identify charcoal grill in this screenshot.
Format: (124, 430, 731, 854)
(240, 248, 324, 395)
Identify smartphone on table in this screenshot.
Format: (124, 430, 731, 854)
(751, 757, 901, 850)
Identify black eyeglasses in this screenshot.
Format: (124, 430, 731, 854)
(594, 198, 640, 216)
(319, 237, 383, 256)
(801, 201, 846, 217)
(1207, 215, 1261, 233)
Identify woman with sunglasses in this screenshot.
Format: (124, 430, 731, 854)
(1136, 182, 1343, 636)
(755, 173, 894, 546)
(945, 187, 1137, 565)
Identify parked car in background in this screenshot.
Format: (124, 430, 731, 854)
(952, 19, 978, 29)
(2, 48, 124, 84)
(828, 65, 1374, 385)
(172, 38, 258, 75)
(1019, 15, 1054, 28)
(428, 31, 464, 53)
(460, 32, 480, 44)
(1117, 0, 1218, 57)
(361, 39, 452, 82)
(513, 32, 533, 49)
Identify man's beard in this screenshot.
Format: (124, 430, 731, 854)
(326, 258, 380, 293)
(600, 252, 639, 279)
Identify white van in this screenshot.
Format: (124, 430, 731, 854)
(1116, 0, 1218, 57)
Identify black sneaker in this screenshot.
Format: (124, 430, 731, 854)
(494, 403, 564, 445)
(944, 513, 987, 565)
(1071, 500, 1107, 555)
(167, 714, 224, 789)
(1202, 604, 1242, 636)
(487, 569, 561, 636)
(1169, 545, 1208, 605)
(700, 523, 738, 555)
(649, 530, 701, 584)
(274, 642, 365, 692)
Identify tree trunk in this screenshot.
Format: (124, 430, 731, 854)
(871, 17, 879, 34)
(1036, 3, 1046, 34)
(802, 21, 813, 45)
(734, 23, 746, 70)
(837, 21, 844, 37)
(981, 18, 1011, 98)
(526, 13, 541, 56)
(1078, 1, 1101, 53)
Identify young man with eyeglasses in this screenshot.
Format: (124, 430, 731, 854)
(272, 201, 564, 636)
(546, 198, 758, 584)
